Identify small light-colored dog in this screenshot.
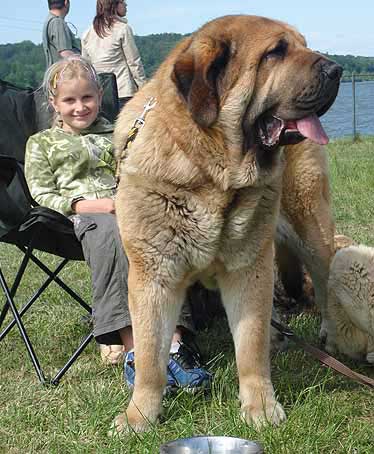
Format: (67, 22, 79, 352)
(326, 244, 374, 363)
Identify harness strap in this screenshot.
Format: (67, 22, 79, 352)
(115, 126, 139, 185)
(115, 97, 157, 186)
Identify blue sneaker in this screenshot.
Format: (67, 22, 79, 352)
(124, 350, 175, 392)
(124, 342, 212, 393)
(124, 350, 135, 388)
(167, 341, 212, 392)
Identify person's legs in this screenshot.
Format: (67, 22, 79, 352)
(72, 212, 210, 387)
(73, 214, 130, 336)
(72, 213, 131, 363)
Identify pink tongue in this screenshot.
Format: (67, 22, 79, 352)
(296, 114, 329, 145)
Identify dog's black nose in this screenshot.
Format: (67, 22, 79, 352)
(322, 60, 343, 80)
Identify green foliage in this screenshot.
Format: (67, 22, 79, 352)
(2, 35, 374, 88)
(0, 34, 186, 88)
(0, 41, 45, 88)
(134, 33, 185, 78)
(325, 53, 374, 79)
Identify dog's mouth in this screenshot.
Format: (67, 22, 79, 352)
(255, 113, 329, 151)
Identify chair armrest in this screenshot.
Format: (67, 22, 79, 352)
(0, 154, 38, 207)
(0, 155, 17, 186)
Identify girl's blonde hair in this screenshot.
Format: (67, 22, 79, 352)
(42, 56, 101, 100)
(41, 56, 102, 126)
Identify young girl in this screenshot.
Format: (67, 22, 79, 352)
(25, 56, 211, 391)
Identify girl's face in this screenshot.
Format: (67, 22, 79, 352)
(50, 77, 102, 134)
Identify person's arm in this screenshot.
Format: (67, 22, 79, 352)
(59, 49, 77, 58)
(72, 198, 115, 214)
(50, 18, 80, 58)
(121, 24, 147, 88)
(25, 135, 76, 216)
(72, 134, 117, 214)
(81, 46, 90, 61)
(81, 31, 91, 61)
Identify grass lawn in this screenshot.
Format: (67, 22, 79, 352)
(1, 137, 374, 453)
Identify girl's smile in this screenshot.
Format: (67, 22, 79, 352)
(50, 77, 102, 134)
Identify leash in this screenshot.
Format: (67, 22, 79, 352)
(115, 97, 157, 185)
(271, 318, 374, 389)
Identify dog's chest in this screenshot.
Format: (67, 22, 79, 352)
(180, 183, 280, 272)
(216, 185, 280, 268)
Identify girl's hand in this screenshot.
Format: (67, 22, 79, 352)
(72, 198, 115, 214)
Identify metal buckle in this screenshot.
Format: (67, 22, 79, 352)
(133, 97, 157, 129)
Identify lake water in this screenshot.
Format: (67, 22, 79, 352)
(321, 80, 374, 139)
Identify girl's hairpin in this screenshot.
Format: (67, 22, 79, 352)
(52, 72, 59, 90)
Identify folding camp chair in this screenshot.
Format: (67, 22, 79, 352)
(0, 74, 119, 385)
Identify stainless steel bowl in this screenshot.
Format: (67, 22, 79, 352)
(159, 436, 264, 453)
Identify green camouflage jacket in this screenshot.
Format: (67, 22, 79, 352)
(25, 117, 117, 217)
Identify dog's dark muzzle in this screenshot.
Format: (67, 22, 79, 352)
(320, 59, 343, 81)
(315, 59, 343, 117)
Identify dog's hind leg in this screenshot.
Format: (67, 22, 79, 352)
(111, 267, 185, 434)
(280, 142, 335, 342)
(217, 243, 286, 428)
(275, 241, 304, 300)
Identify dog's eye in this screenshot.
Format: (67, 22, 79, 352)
(264, 40, 288, 60)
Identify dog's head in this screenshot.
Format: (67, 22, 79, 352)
(171, 15, 342, 152)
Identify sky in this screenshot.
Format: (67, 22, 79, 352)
(0, 1, 373, 57)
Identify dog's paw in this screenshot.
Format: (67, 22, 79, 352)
(325, 339, 336, 356)
(108, 413, 129, 437)
(366, 351, 374, 364)
(270, 328, 289, 353)
(241, 399, 286, 429)
(319, 324, 328, 346)
(108, 412, 153, 436)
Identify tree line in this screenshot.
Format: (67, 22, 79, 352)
(1, 34, 374, 88)
(0, 34, 183, 88)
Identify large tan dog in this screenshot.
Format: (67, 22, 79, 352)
(113, 15, 341, 432)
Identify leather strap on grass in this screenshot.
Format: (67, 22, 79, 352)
(271, 318, 374, 389)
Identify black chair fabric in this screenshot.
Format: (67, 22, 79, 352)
(0, 80, 36, 163)
(98, 72, 120, 123)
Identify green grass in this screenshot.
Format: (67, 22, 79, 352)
(1, 137, 374, 453)
(329, 136, 374, 244)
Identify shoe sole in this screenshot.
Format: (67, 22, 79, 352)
(125, 382, 211, 395)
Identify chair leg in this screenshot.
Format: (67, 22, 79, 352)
(0, 245, 32, 329)
(0, 258, 68, 341)
(21, 245, 92, 313)
(0, 300, 9, 328)
(50, 332, 94, 385)
(0, 242, 94, 385)
(0, 268, 47, 384)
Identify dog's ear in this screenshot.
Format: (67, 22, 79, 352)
(172, 37, 230, 128)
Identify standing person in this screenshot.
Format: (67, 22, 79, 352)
(43, 0, 80, 68)
(24, 56, 211, 392)
(81, 0, 146, 109)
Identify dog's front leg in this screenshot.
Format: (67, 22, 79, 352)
(111, 266, 184, 434)
(218, 243, 286, 428)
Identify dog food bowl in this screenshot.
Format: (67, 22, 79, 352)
(159, 436, 264, 453)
